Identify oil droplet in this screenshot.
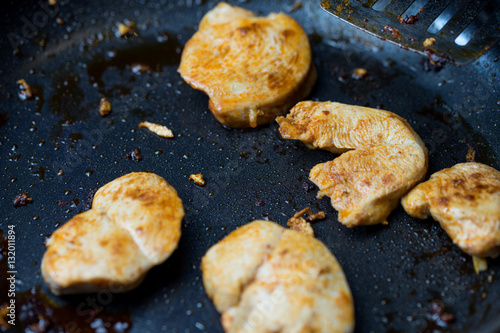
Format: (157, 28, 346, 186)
(64, 190, 71, 195)
(85, 169, 94, 177)
(10, 177, 17, 183)
(155, 149, 163, 155)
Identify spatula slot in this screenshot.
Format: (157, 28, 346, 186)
(427, 0, 468, 34)
(455, 0, 500, 45)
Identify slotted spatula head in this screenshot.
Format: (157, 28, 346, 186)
(320, 0, 500, 65)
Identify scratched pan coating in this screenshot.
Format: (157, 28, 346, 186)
(0, 0, 499, 332)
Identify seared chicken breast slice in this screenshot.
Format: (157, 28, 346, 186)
(202, 220, 354, 333)
(402, 162, 500, 258)
(277, 101, 428, 227)
(178, 2, 316, 129)
(41, 172, 184, 295)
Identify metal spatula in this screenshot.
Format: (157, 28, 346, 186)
(320, 0, 500, 65)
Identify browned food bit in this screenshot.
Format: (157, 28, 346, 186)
(288, 211, 313, 236)
(55, 200, 67, 207)
(13, 193, 33, 207)
(17, 79, 33, 100)
(56, 17, 64, 25)
(473, 256, 488, 274)
(131, 63, 151, 74)
(139, 121, 174, 138)
(289, 1, 302, 12)
(98, 97, 111, 116)
(305, 209, 326, 222)
(287, 207, 326, 236)
(125, 148, 142, 161)
(423, 299, 455, 331)
(466, 144, 476, 162)
(255, 199, 265, 206)
(383, 25, 402, 40)
(0, 304, 9, 330)
(352, 68, 367, 80)
(48, 0, 57, 5)
(423, 37, 436, 48)
(84, 188, 98, 211)
(302, 181, 315, 192)
(117, 21, 137, 38)
(398, 14, 419, 24)
(190, 173, 205, 186)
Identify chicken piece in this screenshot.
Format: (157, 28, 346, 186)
(41, 172, 184, 295)
(277, 101, 428, 227)
(202, 220, 354, 333)
(402, 162, 500, 258)
(178, 2, 316, 129)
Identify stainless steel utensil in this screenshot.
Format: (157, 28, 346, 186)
(320, 0, 500, 65)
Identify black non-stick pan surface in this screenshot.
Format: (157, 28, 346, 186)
(1, 0, 499, 332)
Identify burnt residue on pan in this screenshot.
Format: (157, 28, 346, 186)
(0, 231, 132, 332)
(0, 0, 499, 332)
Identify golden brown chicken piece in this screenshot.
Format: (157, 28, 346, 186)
(202, 220, 354, 333)
(402, 162, 500, 258)
(41, 172, 184, 295)
(277, 101, 428, 227)
(178, 2, 316, 129)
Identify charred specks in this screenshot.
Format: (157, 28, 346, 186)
(125, 148, 142, 161)
(466, 145, 477, 162)
(55, 200, 67, 207)
(255, 200, 265, 207)
(84, 188, 98, 211)
(383, 25, 402, 40)
(421, 49, 454, 72)
(420, 299, 455, 332)
(398, 14, 419, 24)
(13, 193, 33, 207)
(302, 181, 315, 193)
(4, 286, 131, 333)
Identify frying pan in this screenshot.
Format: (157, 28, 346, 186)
(1, 0, 499, 332)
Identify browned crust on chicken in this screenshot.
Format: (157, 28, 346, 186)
(178, 2, 316, 129)
(402, 162, 500, 258)
(41, 172, 184, 295)
(277, 101, 428, 227)
(202, 220, 354, 333)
